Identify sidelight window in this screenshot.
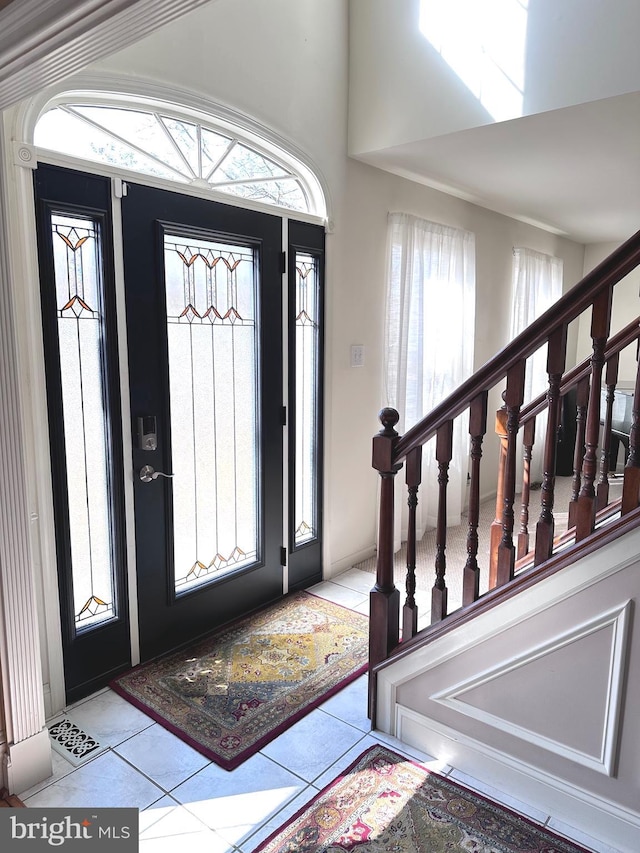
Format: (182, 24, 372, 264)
(50, 213, 117, 630)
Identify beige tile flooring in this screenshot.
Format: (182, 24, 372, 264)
(19, 569, 617, 853)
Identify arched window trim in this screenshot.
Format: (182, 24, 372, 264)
(20, 77, 329, 222)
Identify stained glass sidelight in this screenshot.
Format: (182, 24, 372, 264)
(164, 233, 259, 592)
(51, 214, 115, 629)
(294, 253, 320, 545)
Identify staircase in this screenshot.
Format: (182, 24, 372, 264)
(368, 231, 640, 852)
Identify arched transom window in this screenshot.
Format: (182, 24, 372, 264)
(34, 100, 325, 216)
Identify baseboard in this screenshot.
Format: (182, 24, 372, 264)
(4, 728, 52, 796)
(395, 705, 640, 853)
(327, 545, 375, 579)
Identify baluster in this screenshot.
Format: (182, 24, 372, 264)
(403, 446, 422, 640)
(568, 376, 590, 527)
(496, 359, 526, 586)
(370, 408, 401, 716)
(576, 289, 613, 541)
(534, 325, 567, 564)
(597, 353, 619, 509)
(489, 407, 508, 588)
(431, 420, 453, 623)
(517, 418, 535, 559)
(463, 392, 488, 606)
(622, 353, 640, 514)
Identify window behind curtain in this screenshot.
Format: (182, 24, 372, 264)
(384, 212, 475, 538)
(511, 247, 563, 483)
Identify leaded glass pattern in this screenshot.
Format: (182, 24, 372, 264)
(51, 214, 115, 629)
(35, 105, 310, 212)
(294, 253, 320, 545)
(164, 233, 259, 592)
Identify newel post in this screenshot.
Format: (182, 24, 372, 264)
(369, 408, 401, 717)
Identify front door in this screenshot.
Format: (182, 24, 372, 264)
(35, 166, 323, 702)
(122, 183, 284, 660)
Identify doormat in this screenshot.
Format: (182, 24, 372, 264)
(110, 591, 369, 770)
(49, 717, 105, 766)
(254, 744, 591, 853)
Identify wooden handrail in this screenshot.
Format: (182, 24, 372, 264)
(520, 315, 640, 424)
(369, 231, 640, 718)
(370, 504, 640, 686)
(369, 229, 640, 722)
(395, 229, 640, 462)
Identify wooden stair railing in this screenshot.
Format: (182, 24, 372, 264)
(507, 316, 640, 563)
(369, 229, 640, 718)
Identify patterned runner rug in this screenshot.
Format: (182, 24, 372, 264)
(110, 591, 368, 770)
(255, 745, 591, 853)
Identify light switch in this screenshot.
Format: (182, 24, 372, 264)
(351, 344, 365, 367)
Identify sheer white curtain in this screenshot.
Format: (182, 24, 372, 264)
(510, 247, 563, 483)
(384, 213, 476, 545)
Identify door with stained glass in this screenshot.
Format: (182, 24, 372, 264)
(35, 162, 323, 700)
(122, 183, 284, 661)
(34, 165, 130, 703)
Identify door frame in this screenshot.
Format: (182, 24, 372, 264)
(5, 127, 326, 714)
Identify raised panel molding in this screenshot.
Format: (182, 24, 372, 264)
(431, 602, 631, 776)
(394, 705, 640, 853)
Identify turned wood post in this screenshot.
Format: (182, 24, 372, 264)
(534, 325, 567, 564)
(496, 359, 526, 586)
(597, 353, 619, 509)
(403, 445, 422, 641)
(370, 408, 401, 674)
(432, 420, 453, 623)
(489, 407, 509, 588)
(517, 417, 535, 559)
(464, 392, 488, 606)
(568, 376, 590, 528)
(576, 289, 613, 540)
(622, 353, 640, 514)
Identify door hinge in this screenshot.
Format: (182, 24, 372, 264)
(279, 251, 287, 275)
(280, 546, 287, 566)
(281, 405, 287, 426)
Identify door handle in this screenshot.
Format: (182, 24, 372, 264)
(139, 465, 174, 483)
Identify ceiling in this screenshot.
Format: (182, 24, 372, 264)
(354, 89, 640, 246)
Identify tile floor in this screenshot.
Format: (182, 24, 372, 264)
(18, 569, 617, 853)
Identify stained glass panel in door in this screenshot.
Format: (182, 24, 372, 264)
(51, 213, 116, 629)
(294, 253, 320, 545)
(163, 234, 259, 593)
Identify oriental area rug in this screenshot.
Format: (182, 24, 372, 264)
(110, 591, 369, 770)
(255, 745, 591, 853)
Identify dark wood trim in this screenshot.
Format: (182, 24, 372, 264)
(0, 789, 25, 808)
(372, 504, 640, 677)
(521, 316, 640, 424)
(395, 232, 640, 462)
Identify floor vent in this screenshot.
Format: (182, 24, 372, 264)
(49, 718, 104, 766)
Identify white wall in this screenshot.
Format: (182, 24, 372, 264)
(83, 0, 586, 573)
(349, 0, 640, 155)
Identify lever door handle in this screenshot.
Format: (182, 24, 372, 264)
(139, 465, 174, 483)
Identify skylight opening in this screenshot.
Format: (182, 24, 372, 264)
(420, 0, 528, 122)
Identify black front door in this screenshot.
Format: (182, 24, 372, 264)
(121, 184, 284, 661)
(35, 166, 323, 702)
